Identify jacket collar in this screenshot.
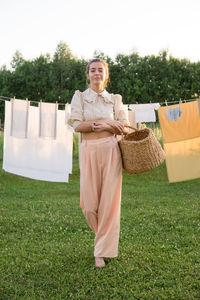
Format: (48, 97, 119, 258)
(82, 88, 113, 103)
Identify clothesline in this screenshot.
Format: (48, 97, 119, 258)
(0, 96, 66, 106)
(0, 95, 199, 106)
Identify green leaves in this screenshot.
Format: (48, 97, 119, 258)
(0, 45, 200, 112)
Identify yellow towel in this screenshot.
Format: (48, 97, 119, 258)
(158, 101, 200, 143)
(158, 101, 200, 183)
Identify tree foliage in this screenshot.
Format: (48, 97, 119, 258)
(0, 41, 200, 121)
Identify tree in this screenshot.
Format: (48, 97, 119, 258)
(53, 41, 74, 61)
(11, 50, 24, 70)
(0, 42, 200, 123)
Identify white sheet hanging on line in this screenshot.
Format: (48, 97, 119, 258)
(129, 103, 160, 123)
(10, 98, 29, 138)
(3, 101, 73, 182)
(39, 102, 57, 138)
(65, 103, 71, 124)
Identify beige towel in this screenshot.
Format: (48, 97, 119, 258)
(129, 103, 160, 123)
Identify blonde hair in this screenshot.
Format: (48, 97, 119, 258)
(86, 58, 110, 88)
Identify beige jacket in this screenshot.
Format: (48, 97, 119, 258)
(68, 88, 129, 129)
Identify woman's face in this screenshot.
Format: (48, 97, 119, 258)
(87, 62, 107, 89)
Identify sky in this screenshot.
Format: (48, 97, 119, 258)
(0, 0, 200, 68)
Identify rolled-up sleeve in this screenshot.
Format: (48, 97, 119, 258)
(114, 94, 130, 126)
(67, 90, 83, 130)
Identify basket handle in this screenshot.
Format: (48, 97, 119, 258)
(108, 123, 138, 135)
(124, 125, 138, 131)
(118, 125, 138, 138)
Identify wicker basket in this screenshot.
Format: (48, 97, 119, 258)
(118, 127, 166, 174)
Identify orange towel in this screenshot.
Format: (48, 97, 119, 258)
(158, 101, 200, 143)
(158, 101, 200, 183)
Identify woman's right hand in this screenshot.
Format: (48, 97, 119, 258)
(92, 121, 114, 133)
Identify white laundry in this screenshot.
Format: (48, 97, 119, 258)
(39, 102, 57, 138)
(129, 103, 160, 123)
(65, 103, 71, 124)
(123, 104, 129, 123)
(123, 104, 128, 111)
(128, 109, 136, 128)
(3, 101, 73, 182)
(10, 98, 29, 138)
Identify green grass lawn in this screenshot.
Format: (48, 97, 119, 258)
(0, 131, 199, 299)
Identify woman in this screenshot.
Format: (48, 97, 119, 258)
(68, 58, 129, 267)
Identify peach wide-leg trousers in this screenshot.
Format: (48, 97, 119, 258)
(80, 136, 122, 258)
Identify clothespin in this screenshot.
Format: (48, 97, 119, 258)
(136, 101, 138, 104)
(25, 97, 29, 110)
(39, 99, 42, 110)
(54, 101, 58, 139)
(56, 96, 60, 109)
(165, 100, 168, 106)
(24, 98, 29, 138)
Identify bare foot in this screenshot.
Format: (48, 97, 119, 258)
(95, 257, 105, 268)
